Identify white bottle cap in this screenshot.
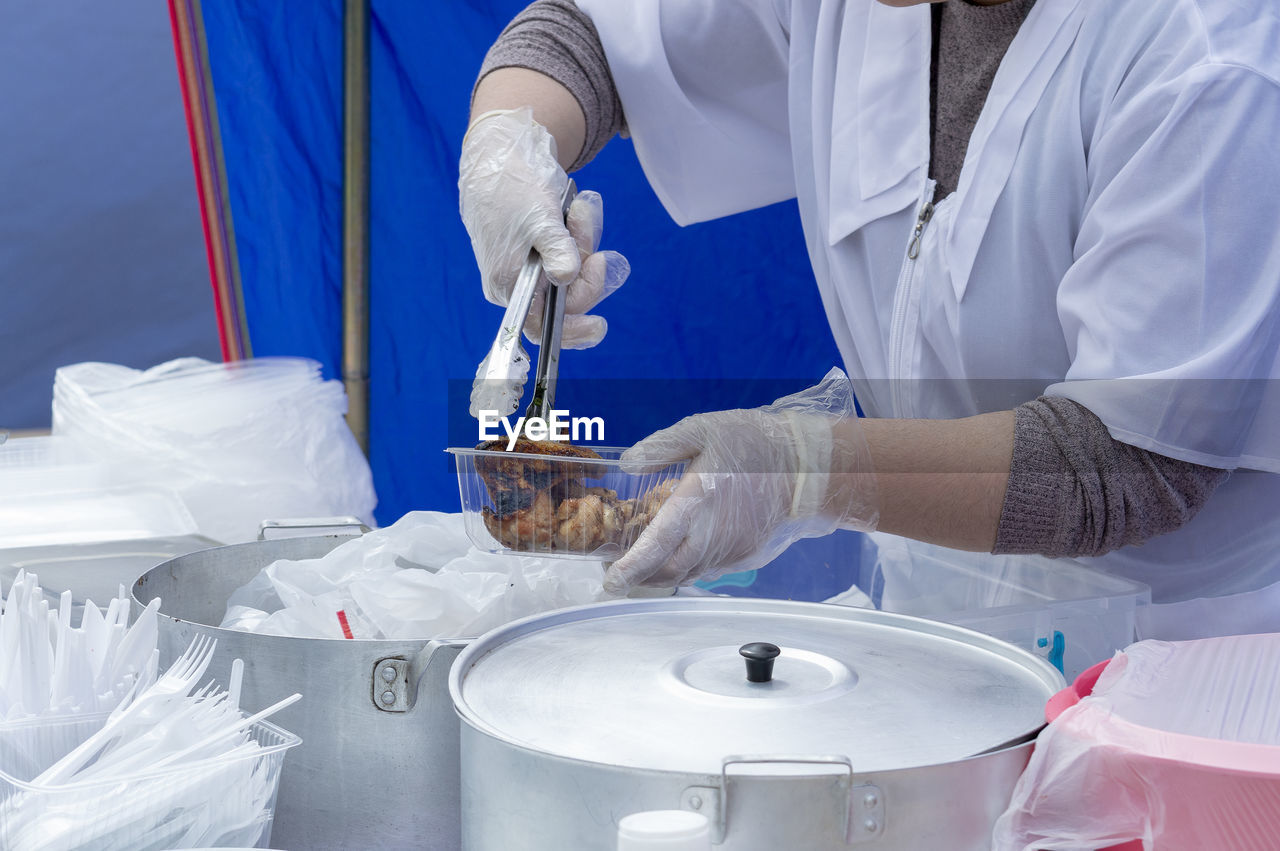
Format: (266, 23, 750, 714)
(617, 810, 711, 850)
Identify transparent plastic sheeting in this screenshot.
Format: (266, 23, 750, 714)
(221, 511, 608, 640)
(50, 357, 375, 544)
(994, 634, 1280, 851)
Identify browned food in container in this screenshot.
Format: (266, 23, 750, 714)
(474, 439, 602, 518)
(554, 487, 632, 551)
(625, 478, 679, 536)
(475, 440, 677, 556)
(476, 438, 602, 462)
(483, 489, 558, 551)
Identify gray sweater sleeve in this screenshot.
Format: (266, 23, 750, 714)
(994, 397, 1230, 557)
(475, 0, 624, 172)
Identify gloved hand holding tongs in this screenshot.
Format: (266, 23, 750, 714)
(460, 107, 630, 418)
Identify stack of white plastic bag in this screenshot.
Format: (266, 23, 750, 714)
(994, 633, 1280, 851)
(51, 356, 375, 544)
(0, 571, 300, 850)
(222, 511, 608, 639)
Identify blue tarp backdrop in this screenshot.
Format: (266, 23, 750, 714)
(0, 0, 217, 429)
(198, 1, 858, 597)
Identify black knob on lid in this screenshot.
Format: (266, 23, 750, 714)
(739, 642, 781, 683)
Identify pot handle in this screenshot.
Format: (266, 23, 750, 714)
(371, 640, 468, 713)
(694, 754, 882, 846)
(258, 517, 370, 540)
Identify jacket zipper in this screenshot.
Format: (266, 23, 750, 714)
(906, 199, 934, 260)
(888, 181, 935, 418)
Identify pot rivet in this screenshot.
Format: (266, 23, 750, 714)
(381, 666, 397, 683)
(688, 795, 703, 810)
(864, 819, 879, 833)
(380, 690, 396, 706)
(863, 792, 878, 808)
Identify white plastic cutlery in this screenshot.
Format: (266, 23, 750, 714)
(0, 573, 300, 851)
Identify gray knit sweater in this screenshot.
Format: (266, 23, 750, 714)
(475, 0, 1230, 558)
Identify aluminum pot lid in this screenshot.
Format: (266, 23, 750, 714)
(451, 598, 1064, 775)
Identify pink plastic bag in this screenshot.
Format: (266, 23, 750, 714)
(994, 634, 1280, 851)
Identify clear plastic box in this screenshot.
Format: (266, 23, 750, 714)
(449, 446, 684, 561)
(0, 711, 299, 850)
(0, 486, 199, 549)
(0, 435, 200, 548)
(848, 535, 1151, 680)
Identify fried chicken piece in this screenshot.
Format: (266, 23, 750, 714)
(554, 487, 630, 552)
(624, 478, 680, 539)
(482, 488, 558, 551)
(551, 477, 588, 501)
(475, 439, 602, 518)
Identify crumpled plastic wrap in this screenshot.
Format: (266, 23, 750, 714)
(993, 634, 1280, 851)
(221, 511, 609, 639)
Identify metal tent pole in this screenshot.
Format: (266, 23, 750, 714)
(343, 0, 371, 455)
(169, 0, 251, 361)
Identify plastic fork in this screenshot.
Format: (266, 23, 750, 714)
(104, 634, 215, 729)
(32, 635, 217, 785)
(145, 691, 301, 773)
(71, 684, 230, 781)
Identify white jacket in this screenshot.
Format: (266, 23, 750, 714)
(577, 0, 1280, 629)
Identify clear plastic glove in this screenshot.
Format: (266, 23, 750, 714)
(604, 369, 879, 594)
(459, 107, 629, 349)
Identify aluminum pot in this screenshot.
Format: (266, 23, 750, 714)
(450, 597, 1065, 850)
(133, 531, 468, 850)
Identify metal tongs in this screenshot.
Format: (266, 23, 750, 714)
(470, 180, 578, 422)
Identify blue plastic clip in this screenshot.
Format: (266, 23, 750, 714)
(1036, 631, 1066, 674)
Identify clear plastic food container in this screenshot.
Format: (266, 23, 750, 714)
(845, 534, 1151, 680)
(448, 446, 685, 560)
(0, 712, 299, 850)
